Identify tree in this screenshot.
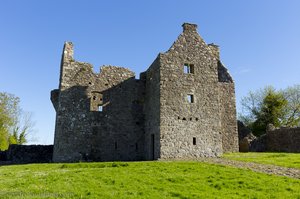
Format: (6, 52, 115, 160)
(239, 86, 275, 127)
(0, 92, 19, 150)
(281, 85, 300, 126)
(251, 90, 288, 136)
(0, 92, 33, 150)
(9, 112, 33, 145)
(239, 85, 300, 136)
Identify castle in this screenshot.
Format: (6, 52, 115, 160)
(51, 23, 238, 162)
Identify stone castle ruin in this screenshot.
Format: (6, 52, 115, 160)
(51, 23, 238, 162)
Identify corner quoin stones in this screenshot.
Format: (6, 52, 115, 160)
(51, 23, 238, 162)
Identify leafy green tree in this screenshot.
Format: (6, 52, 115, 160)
(0, 92, 19, 150)
(281, 85, 300, 126)
(0, 92, 33, 150)
(239, 86, 275, 127)
(239, 85, 300, 136)
(252, 90, 288, 136)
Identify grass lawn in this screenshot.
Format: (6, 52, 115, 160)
(223, 152, 300, 169)
(0, 161, 299, 198)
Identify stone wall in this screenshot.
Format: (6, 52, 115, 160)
(158, 23, 224, 158)
(0, 145, 53, 164)
(237, 121, 300, 153)
(0, 150, 7, 161)
(266, 127, 300, 152)
(52, 42, 145, 162)
(143, 57, 161, 160)
(51, 23, 238, 162)
(219, 82, 239, 152)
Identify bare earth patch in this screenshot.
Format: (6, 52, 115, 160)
(200, 158, 300, 179)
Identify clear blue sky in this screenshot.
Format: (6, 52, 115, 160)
(0, 1, 299, 144)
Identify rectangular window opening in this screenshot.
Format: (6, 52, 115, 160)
(193, 137, 196, 145)
(135, 143, 138, 152)
(190, 64, 194, 73)
(184, 64, 194, 74)
(187, 94, 194, 103)
(115, 141, 118, 150)
(184, 64, 190, 73)
(98, 105, 103, 112)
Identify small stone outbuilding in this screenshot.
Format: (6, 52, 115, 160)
(51, 23, 238, 162)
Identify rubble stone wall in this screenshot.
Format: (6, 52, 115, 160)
(51, 23, 238, 162)
(0, 145, 53, 164)
(158, 23, 228, 158)
(267, 127, 300, 152)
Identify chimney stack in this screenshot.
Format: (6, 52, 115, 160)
(182, 23, 198, 32)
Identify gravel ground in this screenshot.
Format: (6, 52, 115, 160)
(199, 158, 300, 179)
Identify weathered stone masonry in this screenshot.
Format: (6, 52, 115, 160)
(266, 127, 300, 152)
(51, 23, 238, 162)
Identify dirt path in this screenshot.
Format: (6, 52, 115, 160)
(200, 158, 300, 179)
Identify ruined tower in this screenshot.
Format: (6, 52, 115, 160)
(51, 23, 238, 162)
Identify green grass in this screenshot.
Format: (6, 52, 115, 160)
(223, 152, 300, 169)
(0, 161, 300, 198)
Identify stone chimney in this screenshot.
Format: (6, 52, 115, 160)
(182, 23, 198, 32)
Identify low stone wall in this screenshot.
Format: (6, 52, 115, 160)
(0, 144, 53, 164)
(266, 127, 300, 152)
(0, 151, 7, 161)
(249, 134, 267, 152)
(238, 121, 300, 153)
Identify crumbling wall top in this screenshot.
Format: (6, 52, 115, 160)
(62, 41, 74, 62)
(99, 65, 135, 77)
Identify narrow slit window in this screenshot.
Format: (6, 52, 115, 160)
(187, 94, 194, 103)
(190, 64, 194, 73)
(184, 64, 194, 74)
(98, 105, 103, 112)
(135, 143, 138, 152)
(193, 137, 196, 145)
(115, 142, 118, 150)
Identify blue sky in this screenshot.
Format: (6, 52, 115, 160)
(0, 1, 299, 144)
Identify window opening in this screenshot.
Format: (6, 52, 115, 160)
(190, 64, 194, 73)
(135, 143, 138, 152)
(98, 105, 103, 112)
(184, 63, 194, 74)
(193, 137, 196, 145)
(115, 142, 118, 150)
(187, 94, 194, 103)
